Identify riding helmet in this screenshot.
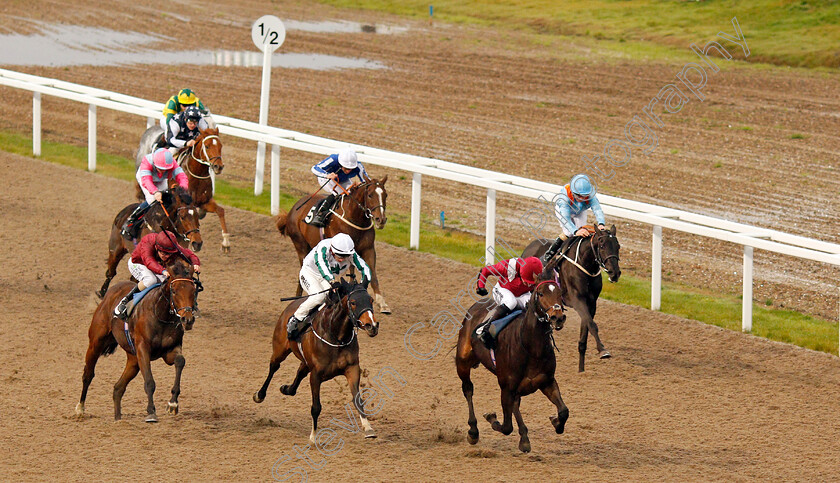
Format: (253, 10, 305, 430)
(154, 231, 180, 253)
(183, 105, 202, 122)
(519, 257, 544, 285)
(569, 174, 595, 199)
(337, 149, 358, 170)
(177, 89, 197, 106)
(151, 148, 176, 170)
(330, 233, 355, 256)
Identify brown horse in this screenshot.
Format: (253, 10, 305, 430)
(97, 187, 201, 298)
(77, 257, 200, 422)
(253, 280, 379, 442)
(275, 177, 390, 312)
(455, 274, 568, 453)
(136, 128, 228, 253)
(521, 225, 621, 372)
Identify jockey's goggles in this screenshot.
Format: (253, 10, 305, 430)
(574, 193, 591, 202)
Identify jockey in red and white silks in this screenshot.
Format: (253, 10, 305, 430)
(474, 256, 544, 348)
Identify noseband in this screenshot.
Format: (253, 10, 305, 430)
(173, 206, 201, 242)
(311, 288, 372, 348)
(166, 277, 200, 323)
(590, 232, 620, 272)
(533, 280, 564, 325)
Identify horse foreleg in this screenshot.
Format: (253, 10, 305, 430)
(457, 358, 479, 444)
(164, 346, 185, 415)
(280, 361, 310, 396)
(345, 365, 376, 439)
(485, 389, 515, 436)
(202, 199, 230, 254)
(512, 395, 530, 453)
(98, 244, 127, 299)
(137, 345, 158, 423)
(359, 247, 390, 314)
(112, 356, 139, 421)
(253, 345, 292, 403)
(308, 374, 323, 444)
(540, 379, 569, 435)
(77, 327, 114, 415)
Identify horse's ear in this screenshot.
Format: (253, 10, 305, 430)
(594, 224, 601, 233)
(610, 225, 616, 235)
(379, 174, 387, 185)
(161, 190, 174, 207)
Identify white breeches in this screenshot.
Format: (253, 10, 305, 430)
(492, 285, 530, 311)
(317, 176, 353, 196)
(136, 171, 170, 204)
(294, 267, 333, 320)
(128, 260, 167, 288)
(557, 211, 587, 237)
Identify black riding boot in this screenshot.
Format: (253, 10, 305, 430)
(542, 235, 568, 263)
(287, 316, 309, 341)
(114, 284, 141, 320)
(476, 305, 512, 349)
(121, 202, 149, 239)
(311, 194, 336, 227)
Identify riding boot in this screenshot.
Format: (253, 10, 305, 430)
(311, 194, 336, 227)
(287, 316, 307, 341)
(114, 284, 141, 320)
(121, 202, 149, 239)
(476, 305, 511, 349)
(542, 234, 568, 263)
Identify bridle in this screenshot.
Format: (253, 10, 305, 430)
(560, 231, 620, 278)
(533, 280, 564, 326)
(331, 181, 386, 231)
(180, 134, 222, 179)
(310, 287, 372, 348)
(164, 276, 201, 324)
(153, 201, 200, 244)
(590, 231, 620, 273)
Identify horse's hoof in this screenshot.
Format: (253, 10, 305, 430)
(167, 402, 178, 415)
(599, 350, 612, 359)
(280, 385, 295, 396)
(483, 412, 497, 424)
(94, 290, 104, 300)
(75, 402, 85, 415)
(221, 245, 230, 255)
(519, 439, 531, 453)
(379, 305, 392, 315)
(253, 392, 264, 403)
(145, 414, 158, 423)
(467, 430, 479, 445)
(364, 429, 377, 439)
(550, 414, 567, 434)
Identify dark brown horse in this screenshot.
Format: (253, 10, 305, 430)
(136, 128, 228, 253)
(253, 280, 379, 442)
(97, 187, 201, 299)
(275, 177, 390, 312)
(522, 225, 621, 372)
(77, 257, 200, 422)
(455, 274, 568, 453)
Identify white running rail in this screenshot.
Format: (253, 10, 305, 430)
(1, 68, 837, 350)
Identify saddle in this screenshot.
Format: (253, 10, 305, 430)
(486, 310, 523, 338)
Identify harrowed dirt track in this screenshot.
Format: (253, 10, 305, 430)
(1, 152, 839, 481)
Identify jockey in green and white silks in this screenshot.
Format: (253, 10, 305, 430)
(542, 174, 607, 262)
(287, 234, 371, 341)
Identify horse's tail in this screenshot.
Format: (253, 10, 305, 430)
(275, 211, 289, 237)
(101, 339, 119, 358)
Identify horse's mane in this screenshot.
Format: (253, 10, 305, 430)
(165, 255, 193, 278)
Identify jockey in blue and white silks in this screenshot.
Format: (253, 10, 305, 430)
(543, 174, 607, 262)
(309, 149, 370, 227)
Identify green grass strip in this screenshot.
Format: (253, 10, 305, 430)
(2, 129, 836, 355)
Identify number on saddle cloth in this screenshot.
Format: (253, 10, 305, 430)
(488, 309, 524, 337)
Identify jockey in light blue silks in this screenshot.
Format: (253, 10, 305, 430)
(542, 174, 607, 262)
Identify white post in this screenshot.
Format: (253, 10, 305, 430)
(742, 245, 754, 332)
(410, 172, 421, 249)
(651, 225, 662, 310)
(146, 117, 155, 130)
(32, 92, 41, 156)
(88, 103, 96, 172)
(270, 144, 280, 215)
(485, 188, 496, 266)
(254, 46, 272, 195)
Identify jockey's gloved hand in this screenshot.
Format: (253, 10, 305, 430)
(362, 278, 370, 290)
(330, 280, 341, 291)
(476, 286, 488, 296)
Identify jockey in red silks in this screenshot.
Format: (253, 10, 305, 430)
(114, 230, 201, 320)
(474, 256, 544, 348)
(121, 148, 190, 239)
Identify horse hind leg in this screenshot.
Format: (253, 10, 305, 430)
(280, 361, 309, 396)
(308, 374, 323, 444)
(456, 357, 479, 444)
(540, 379, 569, 434)
(484, 389, 515, 436)
(202, 199, 230, 254)
(77, 328, 115, 415)
(360, 247, 390, 314)
(345, 365, 376, 439)
(98, 243, 127, 299)
(113, 356, 140, 421)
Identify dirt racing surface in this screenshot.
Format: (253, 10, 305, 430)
(2, 152, 840, 481)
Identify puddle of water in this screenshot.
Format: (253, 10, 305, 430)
(284, 19, 407, 35)
(0, 23, 386, 70)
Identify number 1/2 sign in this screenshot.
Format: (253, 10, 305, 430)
(251, 15, 286, 52)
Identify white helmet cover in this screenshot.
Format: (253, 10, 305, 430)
(330, 233, 355, 256)
(337, 149, 358, 170)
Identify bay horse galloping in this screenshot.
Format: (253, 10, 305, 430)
(275, 177, 391, 313)
(97, 187, 201, 299)
(77, 257, 200, 422)
(522, 225, 621, 372)
(455, 272, 568, 453)
(136, 127, 229, 253)
(253, 280, 379, 442)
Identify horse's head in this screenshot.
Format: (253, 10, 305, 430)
(356, 176, 388, 229)
(194, 128, 224, 175)
(531, 277, 565, 331)
(160, 187, 202, 251)
(164, 258, 199, 330)
(339, 279, 378, 337)
(593, 225, 621, 283)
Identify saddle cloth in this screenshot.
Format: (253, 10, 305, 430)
(124, 282, 163, 318)
(487, 309, 524, 337)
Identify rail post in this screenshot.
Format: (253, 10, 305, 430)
(410, 173, 421, 249)
(486, 188, 496, 265)
(270, 144, 280, 215)
(652, 225, 662, 310)
(742, 245, 754, 332)
(88, 103, 96, 171)
(32, 92, 41, 156)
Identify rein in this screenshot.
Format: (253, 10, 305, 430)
(514, 280, 563, 356)
(181, 134, 221, 179)
(309, 288, 371, 347)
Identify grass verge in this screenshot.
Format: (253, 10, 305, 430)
(2, 129, 836, 355)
